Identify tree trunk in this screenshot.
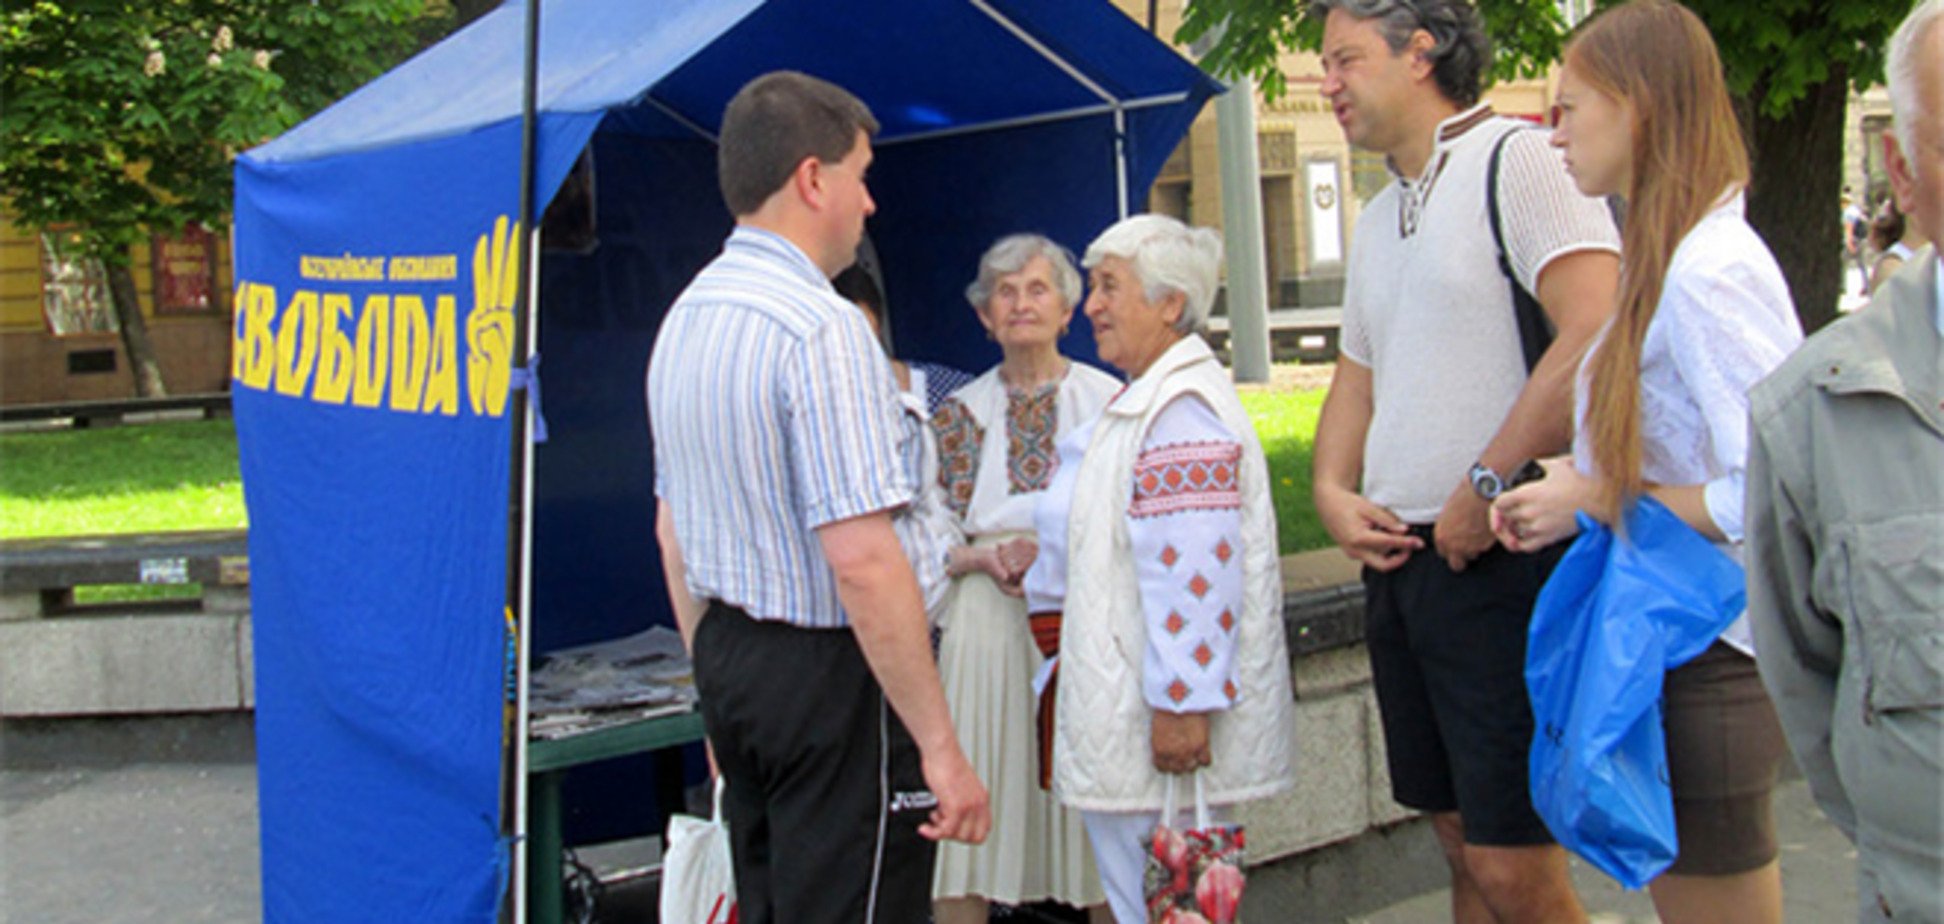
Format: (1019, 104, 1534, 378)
(1742, 68, 1851, 336)
(105, 261, 168, 398)
(453, 0, 499, 28)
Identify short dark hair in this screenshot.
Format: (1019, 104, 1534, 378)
(1869, 200, 1907, 252)
(1308, 0, 1491, 107)
(717, 71, 880, 217)
(831, 265, 884, 320)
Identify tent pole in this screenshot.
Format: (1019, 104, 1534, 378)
(968, 0, 1132, 220)
(505, 0, 542, 921)
(1114, 105, 1130, 219)
(874, 93, 1188, 147)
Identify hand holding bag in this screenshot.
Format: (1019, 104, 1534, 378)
(658, 776, 739, 924)
(1525, 496, 1745, 888)
(1143, 771, 1246, 923)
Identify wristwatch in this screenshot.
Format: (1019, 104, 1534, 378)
(1468, 462, 1506, 501)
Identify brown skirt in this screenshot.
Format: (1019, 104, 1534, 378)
(1661, 642, 1790, 876)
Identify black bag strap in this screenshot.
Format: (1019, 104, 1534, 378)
(1487, 127, 1556, 374)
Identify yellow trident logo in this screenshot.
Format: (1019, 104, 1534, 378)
(467, 215, 521, 417)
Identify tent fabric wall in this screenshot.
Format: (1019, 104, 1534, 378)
(234, 114, 597, 922)
(232, 1, 1220, 919)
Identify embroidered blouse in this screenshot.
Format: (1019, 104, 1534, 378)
(890, 386, 960, 618)
(930, 362, 1120, 537)
(1025, 393, 1246, 714)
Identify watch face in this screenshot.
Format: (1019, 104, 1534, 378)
(1470, 465, 1503, 500)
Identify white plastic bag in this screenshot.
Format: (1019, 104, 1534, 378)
(659, 776, 738, 924)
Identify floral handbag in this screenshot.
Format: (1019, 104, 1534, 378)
(1144, 770, 1246, 923)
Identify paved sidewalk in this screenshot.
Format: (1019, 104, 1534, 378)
(1357, 772, 1857, 923)
(1, 715, 260, 924)
(0, 715, 1859, 924)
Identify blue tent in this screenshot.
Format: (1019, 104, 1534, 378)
(231, 1, 1219, 920)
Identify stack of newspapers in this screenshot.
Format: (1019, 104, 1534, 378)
(527, 626, 697, 740)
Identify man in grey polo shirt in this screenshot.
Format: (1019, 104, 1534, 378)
(1308, 1, 1619, 921)
(648, 71, 988, 924)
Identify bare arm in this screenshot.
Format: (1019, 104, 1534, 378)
(1491, 460, 1725, 552)
(819, 511, 990, 844)
(1434, 249, 1619, 569)
(655, 501, 707, 651)
(1313, 357, 1423, 571)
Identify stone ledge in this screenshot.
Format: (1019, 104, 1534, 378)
(1281, 547, 1363, 657)
(0, 613, 252, 716)
(0, 529, 249, 619)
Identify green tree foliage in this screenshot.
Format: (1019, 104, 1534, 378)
(1180, 0, 1918, 333)
(0, 1, 452, 392)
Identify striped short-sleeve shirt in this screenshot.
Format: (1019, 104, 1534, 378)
(648, 226, 913, 628)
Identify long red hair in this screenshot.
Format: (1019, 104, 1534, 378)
(1565, 0, 1748, 521)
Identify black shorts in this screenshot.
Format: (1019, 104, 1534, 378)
(1363, 528, 1563, 846)
(692, 602, 936, 924)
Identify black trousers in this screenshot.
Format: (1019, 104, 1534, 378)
(692, 602, 936, 924)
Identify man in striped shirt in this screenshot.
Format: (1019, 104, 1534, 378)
(648, 71, 989, 924)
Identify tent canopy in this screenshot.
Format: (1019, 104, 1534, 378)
(231, 2, 1219, 921)
(255, 0, 1209, 160)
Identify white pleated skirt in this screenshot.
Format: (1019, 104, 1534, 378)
(931, 544, 1104, 907)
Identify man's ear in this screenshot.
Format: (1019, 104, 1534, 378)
(791, 155, 824, 210)
(1883, 132, 1918, 220)
(1408, 29, 1437, 79)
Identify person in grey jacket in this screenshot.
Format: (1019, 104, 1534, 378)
(1745, 4, 1944, 921)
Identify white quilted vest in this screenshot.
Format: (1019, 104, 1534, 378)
(1053, 336, 1297, 812)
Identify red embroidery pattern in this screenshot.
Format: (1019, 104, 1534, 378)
(1159, 544, 1180, 569)
(1223, 680, 1238, 702)
(1187, 573, 1211, 599)
(1193, 643, 1214, 668)
(1167, 679, 1190, 704)
(1218, 609, 1235, 633)
(1129, 441, 1243, 518)
(930, 397, 983, 519)
(1005, 385, 1060, 495)
(1213, 538, 1234, 566)
(1164, 611, 1186, 635)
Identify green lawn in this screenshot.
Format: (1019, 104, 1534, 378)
(1241, 388, 1329, 556)
(0, 419, 247, 538)
(0, 377, 1333, 558)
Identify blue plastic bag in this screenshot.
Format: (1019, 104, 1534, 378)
(1525, 496, 1746, 889)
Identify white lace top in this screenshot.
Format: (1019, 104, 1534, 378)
(1572, 191, 1803, 653)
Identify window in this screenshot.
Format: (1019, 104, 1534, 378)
(151, 224, 219, 314)
(1351, 149, 1390, 207)
(39, 229, 119, 335)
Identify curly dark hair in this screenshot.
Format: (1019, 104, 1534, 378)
(1308, 0, 1492, 107)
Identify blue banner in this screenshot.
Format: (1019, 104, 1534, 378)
(233, 113, 597, 923)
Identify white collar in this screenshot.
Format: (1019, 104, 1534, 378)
(1386, 103, 1495, 237)
(1933, 256, 1942, 336)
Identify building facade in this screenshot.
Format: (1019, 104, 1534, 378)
(1117, 0, 1562, 312)
(0, 218, 234, 406)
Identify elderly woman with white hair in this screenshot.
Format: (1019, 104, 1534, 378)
(1022, 214, 1296, 921)
(929, 233, 1117, 924)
